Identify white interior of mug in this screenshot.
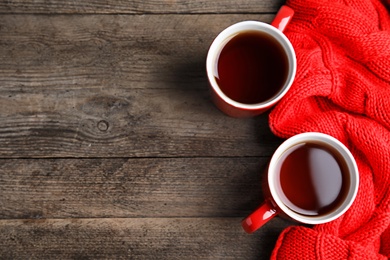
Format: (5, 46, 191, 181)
(268, 132, 359, 224)
(206, 21, 296, 110)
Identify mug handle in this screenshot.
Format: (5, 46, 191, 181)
(271, 5, 294, 32)
(241, 200, 278, 234)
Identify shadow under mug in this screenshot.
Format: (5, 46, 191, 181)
(242, 132, 359, 234)
(206, 6, 296, 117)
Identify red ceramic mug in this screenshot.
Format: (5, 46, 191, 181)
(242, 132, 359, 234)
(206, 6, 296, 117)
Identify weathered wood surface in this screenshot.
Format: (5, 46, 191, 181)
(0, 158, 268, 219)
(0, 14, 275, 91)
(0, 0, 292, 259)
(0, 14, 282, 158)
(0, 218, 292, 259)
(0, 0, 284, 14)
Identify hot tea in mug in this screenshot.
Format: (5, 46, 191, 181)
(206, 6, 296, 117)
(242, 133, 359, 234)
(214, 30, 289, 104)
(275, 141, 350, 217)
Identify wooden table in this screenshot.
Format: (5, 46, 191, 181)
(0, 0, 295, 259)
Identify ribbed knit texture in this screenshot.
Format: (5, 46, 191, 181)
(269, 0, 390, 259)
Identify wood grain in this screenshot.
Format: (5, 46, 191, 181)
(0, 14, 282, 158)
(0, 3, 294, 259)
(0, 88, 281, 158)
(0, 218, 292, 259)
(0, 0, 284, 14)
(0, 157, 270, 219)
(0, 14, 274, 90)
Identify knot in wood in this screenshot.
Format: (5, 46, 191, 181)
(97, 120, 109, 132)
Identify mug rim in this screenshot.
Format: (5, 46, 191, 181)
(267, 132, 359, 224)
(206, 20, 296, 110)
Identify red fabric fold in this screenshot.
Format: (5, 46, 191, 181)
(269, 0, 390, 259)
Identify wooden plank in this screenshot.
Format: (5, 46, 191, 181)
(0, 0, 284, 14)
(0, 14, 283, 158)
(0, 14, 274, 90)
(0, 157, 271, 219)
(0, 218, 292, 259)
(0, 87, 281, 158)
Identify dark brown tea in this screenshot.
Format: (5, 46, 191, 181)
(214, 30, 289, 104)
(275, 142, 350, 216)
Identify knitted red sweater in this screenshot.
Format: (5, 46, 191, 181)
(269, 0, 390, 259)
